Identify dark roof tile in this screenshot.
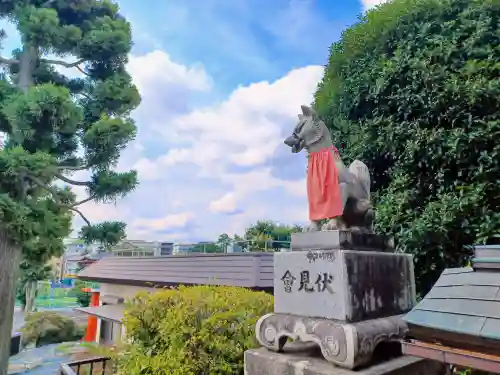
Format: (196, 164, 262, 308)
(77, 252, 274, 289)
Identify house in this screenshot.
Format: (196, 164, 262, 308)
(60, 239, 99, 280)
(110, 239, 175, 257)
(61, 252, 112, 279)
(172, 243, 195, 254)
(62, 255, 85, 279)
(159, 242, 174, 255)
(75, 252, 274, 345)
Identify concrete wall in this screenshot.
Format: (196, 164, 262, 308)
(96, 283, 159, 345)
(99, 283, 157, 301)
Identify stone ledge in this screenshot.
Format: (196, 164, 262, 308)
(291, 231, 393, 252)
(244, 348, 444, 375)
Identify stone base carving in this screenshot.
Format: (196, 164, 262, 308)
(255, 313, 408, 370)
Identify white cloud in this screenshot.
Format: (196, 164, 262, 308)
(135, 64, 322, 184)
(209, 192, 239, 214)
(128, 58, 320, 239)
(127, 50, 212, 94)
(132, 212, 195, 231)
(68, 49, 320, 241)
(361, 0, 389, 11)
(0, 8, 331, 241)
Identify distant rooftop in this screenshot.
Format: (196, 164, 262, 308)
(77, 252, 274, 290)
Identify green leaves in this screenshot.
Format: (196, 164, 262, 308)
(315, 0, 500, 294)
(119, 286, 273, 375)
(242, 220, 302, 251)
(0, 0, 140, 249)
(83, 116, 137, 167)
(79, 221, 126, 249)
(88, 72, 140, 118)
(78, 15, 131, 61)
(87, 170, 138, 203)
(3, 84, 82, 153)
(17, 6, 62, 48)
(0, 2, 139, 373)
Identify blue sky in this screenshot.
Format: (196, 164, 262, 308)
(1, 0, 385, 242)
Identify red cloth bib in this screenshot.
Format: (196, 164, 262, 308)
(307, 146, 343, 221)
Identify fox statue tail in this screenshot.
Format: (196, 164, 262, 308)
(348, 159, 371, 200)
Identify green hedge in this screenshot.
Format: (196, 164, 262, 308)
(21, 311, 85, 347)
(116, 285, 273, 375)
(314, 0, 500, 294)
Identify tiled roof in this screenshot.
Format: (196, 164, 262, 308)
(404, 245, 500, 342)
(77, 252, 274, 289)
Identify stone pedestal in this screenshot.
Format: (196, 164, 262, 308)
(290, 230, 393, 252)
(256, 313, 408, 369)
(244, 348, 445, 375)
(274, 250, 415, 321)
(252, 231, 418, 371)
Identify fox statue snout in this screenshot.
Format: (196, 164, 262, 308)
(284, 134, 303, 153)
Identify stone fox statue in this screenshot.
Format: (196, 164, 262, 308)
(284, 105, 374, 232)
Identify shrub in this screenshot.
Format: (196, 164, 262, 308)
(21, 311, 85, 347)
(314, 0, 500, 295)
(116, 285, 274, 375)
(73, 280, 91, 307)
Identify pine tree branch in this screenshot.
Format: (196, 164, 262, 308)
(23, 173, 92, 226)
(56, 164, 90, 172)
(41, 58, 85, 68)
(78, 92, 92, 101)
(18, 171, 28, 200)
(73, 195, 95, 207)
(75, 65, 89, 76)
(66, 206, 91, 226)
(55, 173, 90, 186)
(23, 174, 62, 204)
(42, 0, 57, 7)
(40, 58, 90, 76)
(0, 56, 19, 65)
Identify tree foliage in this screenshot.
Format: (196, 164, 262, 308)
(73, 279, 91, 307)
(79, 221, 126, 250)
(0, 0, 139, 249)
(20, 311, 85, 347)
(242, 220, 302, 251)
(118, 286, 273, 375)
(17, 259, 54, 313)
(190, 234, 234, 253)
(190, 242, 220, 253)
(314, 0, 500, 294)
(0, 1, 139, 371)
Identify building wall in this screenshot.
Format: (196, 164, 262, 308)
(113, 249, 155, 257)
(64, 260, 81, 276)
(111, 240, 161, 257)
(173, 243, 194, 254)
(100, 283, 157, 301)
(96, 283, 159, 345)
(159, 242, 174, 256)
(63, 239, 98, 255)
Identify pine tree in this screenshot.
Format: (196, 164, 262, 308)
(0, 1, 140, 372)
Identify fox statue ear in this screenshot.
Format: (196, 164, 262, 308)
(301, 105, 314, 117)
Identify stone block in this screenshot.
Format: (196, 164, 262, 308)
(291, 231, 393, 252)
(255, 313, 408, 369)
(244, 348, 444, 375)
(274, 250, 416, 321)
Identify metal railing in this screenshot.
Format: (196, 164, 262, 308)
(60, 356, 111, 375)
